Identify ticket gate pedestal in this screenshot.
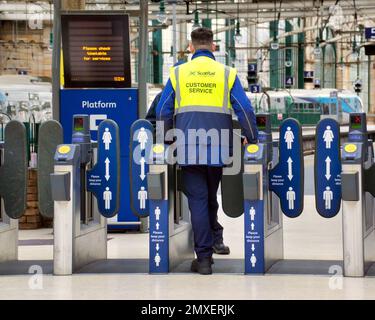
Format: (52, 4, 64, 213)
(51, 115, 116, 275)
(147, 145, 194, 273)
(243, 142, 283, 274)
(52, 144, 107, 275)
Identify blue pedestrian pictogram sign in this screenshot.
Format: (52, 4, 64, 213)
(244, 200, 264, 274)
(149, 200, 169, 273)
(86, 119, 120, 218)
(269, 119, 304, 218)
(314, 119, 341, 218)
(129, 119, 154, 217)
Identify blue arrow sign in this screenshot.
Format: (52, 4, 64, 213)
(129, 119, 154, 217)
(86, 119, 120, 218)
(269, 119, 304, 218)
(314, 119, 341, 218)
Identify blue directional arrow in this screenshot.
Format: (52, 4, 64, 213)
(269, 118, 304, 218)
(314, 119, 341, 218)
(129, 119, 154, 217)
(86, 119, 120, 218)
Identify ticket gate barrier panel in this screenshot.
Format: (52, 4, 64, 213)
(38, 120, 64, 218)
(269, 118, 304, 218)
(314, 118, 341, 218)
(0, 121, 27, 263)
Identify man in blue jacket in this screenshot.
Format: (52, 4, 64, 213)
(156, 27, 258, 274)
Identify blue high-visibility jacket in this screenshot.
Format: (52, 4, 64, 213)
(155, 49, 258, 166)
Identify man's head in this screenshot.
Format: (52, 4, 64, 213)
(189, 27, 215, 53)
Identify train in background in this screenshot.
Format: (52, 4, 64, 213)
(0, 75, 52, 123)
(246, 89, 364, 127)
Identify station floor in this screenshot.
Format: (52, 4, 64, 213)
(1, 156, 375, 300)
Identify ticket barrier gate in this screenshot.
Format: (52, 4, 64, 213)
(48, 115, 120, 275)
(241, 114, 352, 275)
(341, 113, 375, 277)
(129, 120, 194, 273)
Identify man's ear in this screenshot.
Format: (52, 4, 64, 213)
(189, 42, 195, 53)
(211, 42, 216, 52)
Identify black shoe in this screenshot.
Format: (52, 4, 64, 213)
(191, 258, 213, 275)
(213, 242, 230, 255)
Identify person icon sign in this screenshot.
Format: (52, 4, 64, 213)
(137, 127, 148, 150)
(284, 126, 295, 150)
(102, 128, 112, 150)
(155, 253, 161, 267)
(249, 207, 256, 221)
(138, 186, 148, 209)
(323, 186, 333, 210)
(286, 187, 296, 210)
(155, 206, 161, 221)
(250, 253, 257, 267)
(323, 125, 334, 149)
(103, 187, 112, 210)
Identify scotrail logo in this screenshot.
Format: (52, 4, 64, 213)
(189, 71, 216, 77)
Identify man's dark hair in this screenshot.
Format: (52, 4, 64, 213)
(191, 27, 214, 47)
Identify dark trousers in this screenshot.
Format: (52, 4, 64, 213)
(181, 165, 224, 260)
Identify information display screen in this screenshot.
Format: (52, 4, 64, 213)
(74, 117, 84, 132)
(256, 115, 267, 131)
(350, 114, 363, 130)
(61, 14, 131, 88)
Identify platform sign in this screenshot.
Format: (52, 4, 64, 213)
(60, 88, 139, 229)
(304, 71, 314, 78)
(86, 119, 120, 218)
(269, 118, 304, 218)
(250, 84, 261, 93)
(314, 119, 341, 218)
(365, 27, 375, 40)
(285, 76, 294, 87)
(149, 200, 169, 273)
(129, 119, 153, 217)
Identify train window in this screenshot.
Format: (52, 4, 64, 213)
(330, 103, 337, 115)
(322, 104, 329, 115)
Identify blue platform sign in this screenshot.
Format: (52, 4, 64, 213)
(149, 199, 169, 273)
(60, 88, 139, 229)
(244, 199, 265, 274)
(86, 120, 120, 218)
(304, 71, 314, 78)
(248, 63, 257, 72)
(314, 119, 341, 218)
(269, 119, 304, 218)
(250, 84, 261, 93)
(285, 76, 294, 87)
(129, 119, 154, 217)
(365, 27, 375, 40)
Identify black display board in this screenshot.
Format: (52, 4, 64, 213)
(61, 14, 131, 88)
